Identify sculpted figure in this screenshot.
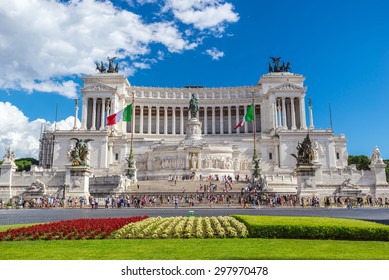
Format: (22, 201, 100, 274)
(291, 134, 315, 165)
(107, 57, 117, 73)
(188, 93, 199, 118)
(69, 138, 93, 166)
(28, 180, 47, 194)
(371, 146, 383, 164)
(190, 154, 197, 169)
(270, 56, 281, 72)
(268, 62, 273, 73)
(3, 147, 16, 164)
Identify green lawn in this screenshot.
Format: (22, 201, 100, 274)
(1, 238, 389, 260)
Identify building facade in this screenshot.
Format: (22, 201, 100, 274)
(0, 68, 388, 201)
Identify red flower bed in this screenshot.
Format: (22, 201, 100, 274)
(0, 216, 148, 241)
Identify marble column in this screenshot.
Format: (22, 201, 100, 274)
(101, 98, 105, 130)
(300, 97, 307, 129)
(244, 105, 248, 133)
(277, 101, 282, 128)
(282, 97, 287, 129)
(227, 106, 232, 134)
(309, 105, 315, 129)
(74, 99, 79, 130)
(140, 106, 144, 134)
(91, 97, 96, 130)
(235, 105, 240, 134)
(80, 97, 88, 130)
(148, 106, 152, 134)
(291, 97, 297, 130)
(273, 100, 277, 129)
(204, 107, 208, 135)
(164, 107, 168, 135)
(180, 106, 184, 135)
(156, 106, 160, 134)
(172, 107, 176, 135)
(212, 107, 216, 134)
(220, 106, 224, 134)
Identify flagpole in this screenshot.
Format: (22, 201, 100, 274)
(251, 90, 260, 181)
(252, 91, 256, 158)
(127, 91, 136, 180)
(130, 91, 135, 155)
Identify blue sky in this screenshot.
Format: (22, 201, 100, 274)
(0, 0, 388, 159)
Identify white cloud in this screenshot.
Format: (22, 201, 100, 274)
(0, 0, 191, 97)
(0, 102, 46, 158)
(164, 0, 239, 31)
(205, 47, 224, 60)
(0, 0, 238, 98)
(136, 0, 158, 4)
(133, 62, 152, 69)
(54, 116, 81, 131)
(157, 50, 165, 60)
(0, 102, 79, 159)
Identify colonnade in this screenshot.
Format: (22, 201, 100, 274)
(81, 96, 308, 133)
(273, 96, 307, 130)
(81, 97, 112, 130)
(130, 104, 261, 135)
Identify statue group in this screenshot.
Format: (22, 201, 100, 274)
(68, 138, 93, 166)
(291, 134, 315, 165)
(96, 57, 119, 73)
(268, 56, 291, 73)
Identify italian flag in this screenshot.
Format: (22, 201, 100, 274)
(107, 104, 132, 126)
(234, 103, 254, 129)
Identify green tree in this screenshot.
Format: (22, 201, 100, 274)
(14, 158, 39, 172)
(348, 155, 371, 171)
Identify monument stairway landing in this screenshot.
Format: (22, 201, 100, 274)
(127, 180, 251, 193)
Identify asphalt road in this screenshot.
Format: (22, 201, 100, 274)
(1, 207, 389, 225)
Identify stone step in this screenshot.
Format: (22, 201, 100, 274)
(128, 179, 252, 193)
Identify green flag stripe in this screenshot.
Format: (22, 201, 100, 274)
(122, 103, 133, 122)
(244, 104, 254, 122)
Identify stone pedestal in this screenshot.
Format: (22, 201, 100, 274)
(184, 118, 203, 175)
(185, 118, 203, 146)
(370, 162, 389, 197)
(65, 165, 91, 199)
(295, 164, 319, 199)
(0, 163, 17, 201)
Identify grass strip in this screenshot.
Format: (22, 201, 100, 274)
(1, 238, 389, 260)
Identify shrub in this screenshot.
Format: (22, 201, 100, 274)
(232, 215, 389, 241)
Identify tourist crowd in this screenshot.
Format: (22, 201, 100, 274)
(1, 193, 389, 209)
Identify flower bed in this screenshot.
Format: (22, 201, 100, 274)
(0, 216, 148, 241)
(113, 216, 248, 239)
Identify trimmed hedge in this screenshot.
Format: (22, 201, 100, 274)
(232, 215, 389, 241)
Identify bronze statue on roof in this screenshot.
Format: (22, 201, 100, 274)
(268, 56, 291, 73)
